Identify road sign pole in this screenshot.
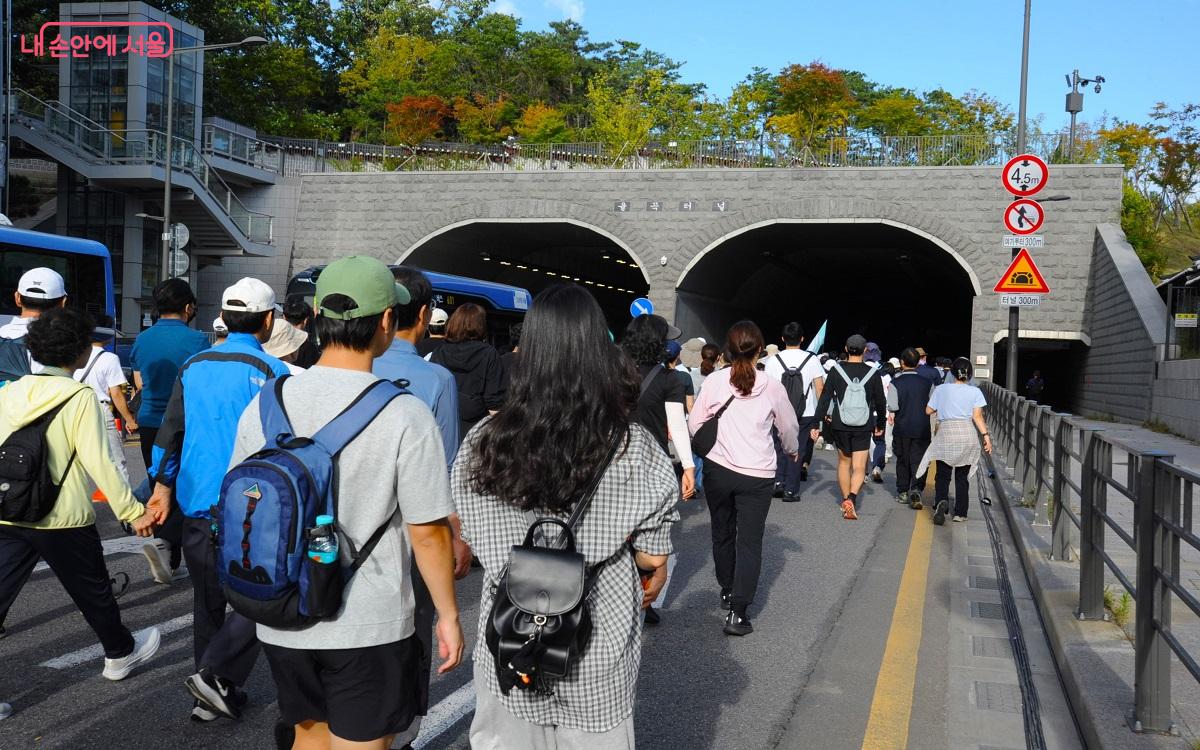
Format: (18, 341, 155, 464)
(1008, 0, 1032, 391)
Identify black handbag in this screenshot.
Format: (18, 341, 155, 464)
(485, 432, 623, 694)
(691, 394, 735, 457)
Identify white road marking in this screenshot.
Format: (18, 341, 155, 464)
(412, 680, 477, 749)
(38, 614, 193, 669)
(33, 536, 149, 573)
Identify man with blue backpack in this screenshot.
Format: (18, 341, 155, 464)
(812, 334, 888, 520)
(223, 256, 463, 749)
(146, 277, 291, 723)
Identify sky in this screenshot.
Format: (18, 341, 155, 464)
(489, 0, 1199, 131)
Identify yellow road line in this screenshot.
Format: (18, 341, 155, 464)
(860, 493, 936, 749)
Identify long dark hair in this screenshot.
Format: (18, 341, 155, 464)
(726, 320, 764, 396)
(620, 314, 667, 365)
(470, 284, 637, 511)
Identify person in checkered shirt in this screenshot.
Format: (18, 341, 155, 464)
(453, 284, 680, 749)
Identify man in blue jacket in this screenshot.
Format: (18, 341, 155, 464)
(148, 277, 290, 723)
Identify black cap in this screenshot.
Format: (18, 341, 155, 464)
(846, 334, 868, 351)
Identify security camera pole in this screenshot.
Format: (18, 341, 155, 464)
(1065, 69, 1104, 162)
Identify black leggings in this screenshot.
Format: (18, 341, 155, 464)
(934, 461, 971, 517)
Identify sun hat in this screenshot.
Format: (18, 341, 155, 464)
(680, 337, 705, 369)
(263, 319, 308, 360)
(315, 256, 410, 320)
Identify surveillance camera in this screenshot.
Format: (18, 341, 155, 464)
(659, 255, 668, 267)
(1094, 83, 1102, 93)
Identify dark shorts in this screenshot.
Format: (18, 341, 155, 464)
(828, 428, 871, 456)
(264, 636, 425, 742)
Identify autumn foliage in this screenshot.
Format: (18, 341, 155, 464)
(385, 96, 452, 145)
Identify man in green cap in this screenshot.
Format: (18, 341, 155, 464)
(227, 256, 464, 748)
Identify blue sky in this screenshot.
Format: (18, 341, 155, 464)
(491, 0, 1199, 131)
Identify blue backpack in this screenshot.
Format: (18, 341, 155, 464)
(0, 336, 32, 384)
(215, 375, 408, 628)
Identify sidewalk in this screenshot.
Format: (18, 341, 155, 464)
(986, 417, 1200, 749)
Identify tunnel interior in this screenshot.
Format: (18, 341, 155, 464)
(402, 221, 649, 332)
(675, 222, 976, 359)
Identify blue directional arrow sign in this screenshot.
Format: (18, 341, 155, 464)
(630, 297, 655, 317)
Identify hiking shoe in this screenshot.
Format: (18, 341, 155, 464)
(723, 610, 753, 637)
(933, 501, 949, 526)
(110, 571, 131, 599)
(952, 515, 968, 523)
(720, 589, 732, 610)
(771, 482, 785, 499)
(896, 491, 909, 504)
(186, 670, 244, 720)
(782, 491, 801, 503)
(142, 541, 173, 584)
(909, 492, 924, 511)
(643, 606, 661, 625)
(871, 468, 883, 483)
(102, 627, 161, 681)
(799, 466, 808, 482)
(191, 701, 220, 723)
(841, 500, 858, 520)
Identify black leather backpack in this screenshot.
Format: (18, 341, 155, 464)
(486, 432, 624, 694)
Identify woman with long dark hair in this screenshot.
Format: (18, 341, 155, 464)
(689, 321, 799, 637)
(431, 302, 504, 441)
(453, 284, 679, 748)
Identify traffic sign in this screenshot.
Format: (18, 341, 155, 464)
(171, 222, 190, 250)
(994, 248, 1050, 294)
(630, 297, 655, 317)
(1001, 153, 1048, 197)
(169, 249, 191, 277)
(1003, 199, 1044, 235)
(1003, 235, 1044, 248)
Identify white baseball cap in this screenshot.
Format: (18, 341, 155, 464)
(429, 308, 449, 326)
(212, 317, 228, 334)
(18, 268, 66, 300)
(221, 277, 276, 313)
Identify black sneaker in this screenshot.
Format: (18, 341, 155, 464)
(909, 492, 924, 511)
(720, 589, 732, 609)
(771, 482, 785, 499)
(933, 500, 948, 526)
(191, 701, 220, 723)
(895, 491, 909, 504)
(782, 491, 801, 503)
(723, 610, 753, 636)
(643, 606, 661, 625)
(799, 466, 809, 482)
(186, 670, 244, 720)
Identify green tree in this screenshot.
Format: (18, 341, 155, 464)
(767, 62, 856, 153)
(1122, 182, 1166, 277)
(727, 67, 777, 142)
(452, 94, 513, 143)
(853, 90, 930, 136)
(515, 102, 570, 142)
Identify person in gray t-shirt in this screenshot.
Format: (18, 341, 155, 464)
(228, 257, 463, 747)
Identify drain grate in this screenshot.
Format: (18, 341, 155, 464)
(975, 681, 1022, 713)
(970, 575, 1000, 590)
(967, 555, 994, 567)
(970, 601, 1005, 620)
(972, 635, 1011, 658)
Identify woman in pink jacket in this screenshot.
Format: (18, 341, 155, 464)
(689, 321, 800, 636)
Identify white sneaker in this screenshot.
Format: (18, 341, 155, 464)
(952, 515, 968, 523)
(0, 701, 12, 720)
(102, 627, 161, 681)
(142, 541, 173, 584)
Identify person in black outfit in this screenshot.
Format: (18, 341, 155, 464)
(498, 322, 521, 396)
(430, 303, 504, 441)
(914, 347, 943, 387)
(887, 347, 934, 509)
(812, 334, 887, 520)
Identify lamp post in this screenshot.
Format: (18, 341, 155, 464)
(1065, 70, 1104, 162)
(159, 35, 266, 282)
(1006, 0, 1032, 392)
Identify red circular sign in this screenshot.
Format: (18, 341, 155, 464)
(1004, 199, 1043, 235)
(1001, 153, 1049, 197)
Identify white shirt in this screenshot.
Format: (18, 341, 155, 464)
(0, 316, 43, 373)
(762, 348, 826, 417)
(73, 347, 126, 404)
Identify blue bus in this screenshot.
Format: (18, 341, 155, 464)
(0, 225, 116, 328)
(287, 266, 531, 346)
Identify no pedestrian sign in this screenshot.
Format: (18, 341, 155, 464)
(994, 248, 1050, 294)
(1001, 153, 1048, 197)
(1003, 199, 1043, 235)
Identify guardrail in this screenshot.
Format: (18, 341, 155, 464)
(983, 382, 1200, 734)
(12, 88, 273, 244)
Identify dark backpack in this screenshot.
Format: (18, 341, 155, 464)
(775, 353, 815, 416)
(486, 432, 623, 694)
(215, 376, 408, 628)
(0, 385, 91, 522)
(0, 337, 33, 384)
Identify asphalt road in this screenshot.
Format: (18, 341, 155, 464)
(0, 442, 1078, 750)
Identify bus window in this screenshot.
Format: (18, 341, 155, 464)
(0, 244, 108, 321)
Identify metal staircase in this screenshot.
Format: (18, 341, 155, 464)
(9, 88, 273, 256)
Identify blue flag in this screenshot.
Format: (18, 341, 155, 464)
(807, 320, 827, 354)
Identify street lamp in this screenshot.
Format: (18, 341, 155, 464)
(1065, 70, 1104, 162)
(159, 34, 267, 283)
(1007, 0, 1032, 392)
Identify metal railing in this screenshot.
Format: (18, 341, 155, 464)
(1164, 284, 1200, 360)
(249, 131, 1090, 175)
(983, 382, 1200, 734)
(202, 122, 286, 174)
(11, 88, 273, 243)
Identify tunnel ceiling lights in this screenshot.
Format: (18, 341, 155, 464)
(487, 258, 635, 294)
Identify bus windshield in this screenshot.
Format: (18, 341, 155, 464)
(0, 236, 113, 326)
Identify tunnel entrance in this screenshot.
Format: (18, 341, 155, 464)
(676, 221, 977, 359)
(402, 220, 649, 331)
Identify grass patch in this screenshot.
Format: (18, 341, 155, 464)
(1104, 586, 1133, 628)
(1142, 418, 1186, 439)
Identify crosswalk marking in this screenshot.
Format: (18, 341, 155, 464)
(412, 681, 477, 749)
(38, 614, 193, 670)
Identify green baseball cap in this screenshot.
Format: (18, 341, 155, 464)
(315, 256, 410, 320)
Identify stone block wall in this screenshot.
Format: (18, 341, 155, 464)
(1150, 359, 1200, 440)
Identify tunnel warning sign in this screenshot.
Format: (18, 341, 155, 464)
(994, 249, 1050, 294)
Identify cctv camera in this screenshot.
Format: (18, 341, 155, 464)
(1094, 83, 1102, 93)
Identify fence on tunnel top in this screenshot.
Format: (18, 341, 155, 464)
(982, 382, 1200, 735)
(250, 131, 1102, 176)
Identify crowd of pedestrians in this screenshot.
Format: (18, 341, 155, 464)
(0, 261, 992, 748)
